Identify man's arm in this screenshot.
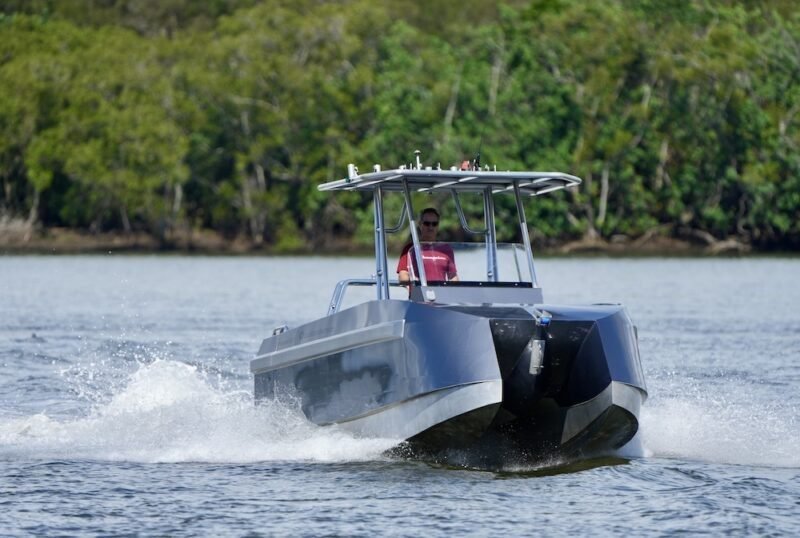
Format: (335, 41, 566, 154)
(446, 246, 459, 282)
(397, 243, 412, 285)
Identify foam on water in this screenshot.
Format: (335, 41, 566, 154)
(627, 374, 799, 468)
(0, 360, 400, 463)
(2, 358, 796, 469)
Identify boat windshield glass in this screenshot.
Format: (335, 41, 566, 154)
(330, 242, 534, 312)
(397, 242, 532, 284)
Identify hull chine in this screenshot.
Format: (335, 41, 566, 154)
(337, 380, 503, 446)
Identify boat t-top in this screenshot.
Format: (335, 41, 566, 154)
(251, 151, 647, 461)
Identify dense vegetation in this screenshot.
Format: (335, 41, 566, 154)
(1, 0, 798, 252)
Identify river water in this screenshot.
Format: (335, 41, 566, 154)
(1, 255, 798, 536)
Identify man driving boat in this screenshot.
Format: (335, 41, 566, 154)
(397, 207, 459, 284)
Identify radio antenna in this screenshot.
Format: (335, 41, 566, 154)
(472, 128, 484, 171)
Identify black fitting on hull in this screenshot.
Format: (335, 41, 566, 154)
(432, 303, 647, 458)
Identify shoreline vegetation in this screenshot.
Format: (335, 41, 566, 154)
(1, 216, 754, 256)
(1, 1, 799, 254)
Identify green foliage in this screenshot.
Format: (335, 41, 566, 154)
(1, 1, 798, 250)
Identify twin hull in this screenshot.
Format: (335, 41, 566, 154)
(252, 300, 647, 457)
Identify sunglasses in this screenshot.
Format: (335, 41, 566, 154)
(421, 221, 439, 227)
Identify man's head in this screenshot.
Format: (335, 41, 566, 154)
(419, 207, 440, 242)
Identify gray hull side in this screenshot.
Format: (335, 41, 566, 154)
(252, 300, 503, 441)
(251, 300, 648, 457)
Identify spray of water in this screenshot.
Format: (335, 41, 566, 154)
(0, 360, 400, 463)
(2, 358, 797, 469)
(620, 373, 799, 468)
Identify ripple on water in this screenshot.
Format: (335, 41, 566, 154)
(1, 256, 799, 535)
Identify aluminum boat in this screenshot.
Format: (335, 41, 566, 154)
(251, 153, 647, 460)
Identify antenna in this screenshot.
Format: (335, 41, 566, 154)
(472, 130, 483, 171)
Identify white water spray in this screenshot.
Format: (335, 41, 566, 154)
(0, 360, 400, 463)
(623, 374, 799, 468)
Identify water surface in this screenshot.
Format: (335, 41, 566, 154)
(1, 256, 798, 535)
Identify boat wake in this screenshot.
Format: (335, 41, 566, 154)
(622, 373, 799, 468)
(0, 360, 400, 464)
(2, 360, 795, 470)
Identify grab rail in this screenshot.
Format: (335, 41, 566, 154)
(327, 278, 405, 315)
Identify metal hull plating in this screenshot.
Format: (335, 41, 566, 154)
(251, 300, 647, 459)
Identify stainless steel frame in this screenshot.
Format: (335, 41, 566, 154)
(451, 189, 487, 235)
(401, 178, 428, 289)
(335, 160, 569, 304)
(373, 186, 390, 300)
(327, 278, 404, 316)
(513, 181, 539, 288)
(484, 186, 499, 281)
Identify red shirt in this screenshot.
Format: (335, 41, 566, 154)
(396, 243, 457, 282)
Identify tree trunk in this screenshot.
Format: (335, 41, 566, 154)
(239, 109, 263, 245)
(240, 172, 261, 244)
(597, 163, 609, 228)
(442, 67, 463, 149)
(655, 139, 669, 189)
(255, 163, 267, 193)
(23, 190, 39, 243)
(120, 205, 132, 234)
(172, 183, 183, 219)
(252, 165, 267, 245)
(489, 47, 503, 117)
(582, 171, 599, 240)
(2, 176, 11, 209)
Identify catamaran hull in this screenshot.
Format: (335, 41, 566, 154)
(252, 300, 646, 459)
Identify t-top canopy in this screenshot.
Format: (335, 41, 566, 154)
(318, 167, 582, 196)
